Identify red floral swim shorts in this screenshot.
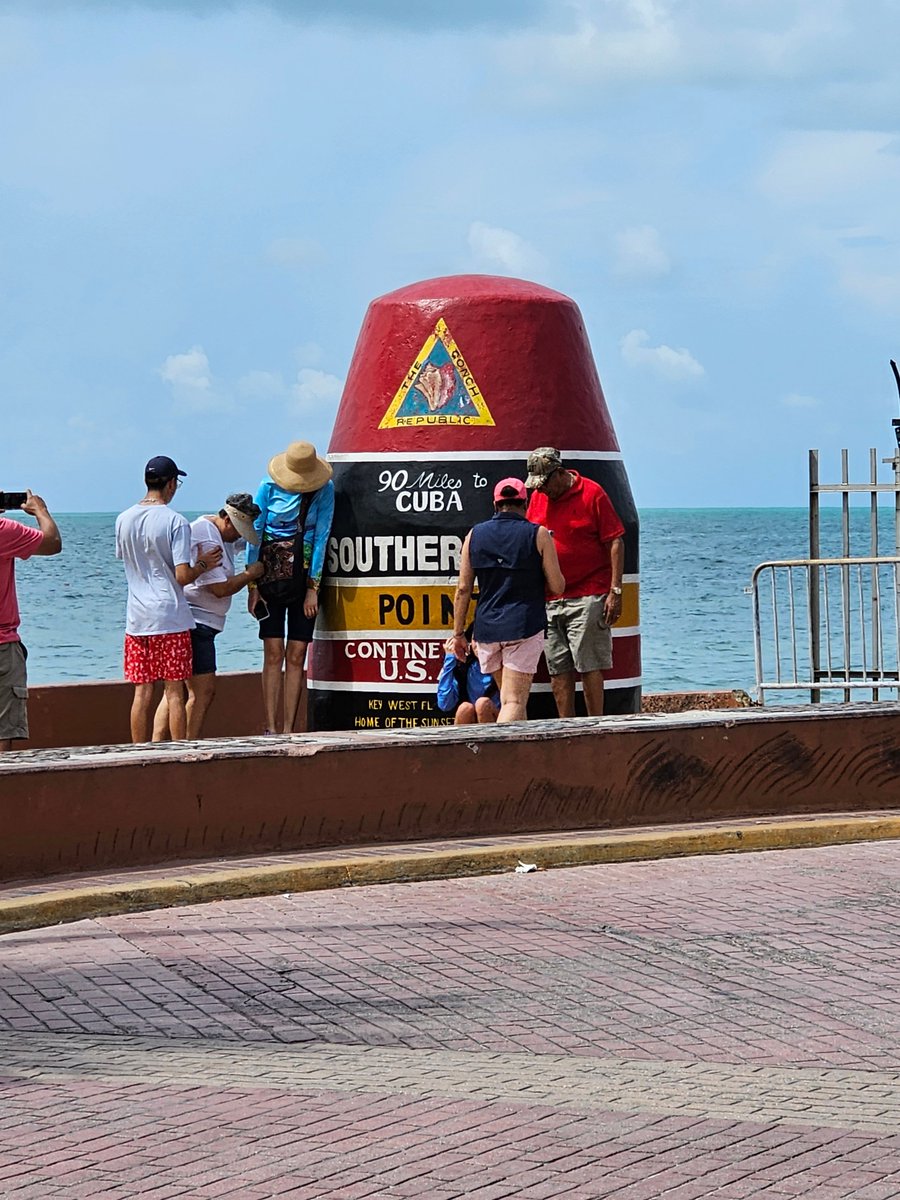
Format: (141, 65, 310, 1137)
(124, 631, 193, 684)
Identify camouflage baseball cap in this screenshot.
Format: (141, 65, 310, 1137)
(525, 447, 563, 490)
(223, 492, 261, 545)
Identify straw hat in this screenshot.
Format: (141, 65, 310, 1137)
(267, 441, 333, 494)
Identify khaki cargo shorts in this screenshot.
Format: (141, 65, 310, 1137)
(0, 640, 29, 741)
(545, 595, 612, 676)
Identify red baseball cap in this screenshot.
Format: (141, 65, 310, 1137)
(493, 477, 527, 502)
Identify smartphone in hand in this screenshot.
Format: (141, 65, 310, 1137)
(0, 492, 27, 510)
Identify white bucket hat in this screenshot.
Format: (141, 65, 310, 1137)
(267, 441, 333, 494)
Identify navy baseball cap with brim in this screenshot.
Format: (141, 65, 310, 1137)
(144, 455, 186, 481)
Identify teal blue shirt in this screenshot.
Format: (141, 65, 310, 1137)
(247, 477, 335, 588)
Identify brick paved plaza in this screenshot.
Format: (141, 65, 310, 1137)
(2, 842, 900, 1198)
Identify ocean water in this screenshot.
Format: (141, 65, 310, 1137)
(11, 507, 896, 694)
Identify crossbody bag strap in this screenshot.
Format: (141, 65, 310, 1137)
(292, 491, 315, 579)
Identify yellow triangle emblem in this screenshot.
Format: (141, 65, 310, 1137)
(379, 318, 495, 429)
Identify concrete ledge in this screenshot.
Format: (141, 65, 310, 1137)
(2, 812, 899, 935)
(3, 703, 900, 882)
(21, 671, 264, 750)
(21, 673, 753, 751)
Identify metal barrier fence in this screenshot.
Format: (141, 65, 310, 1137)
(752, 556, 900, 703)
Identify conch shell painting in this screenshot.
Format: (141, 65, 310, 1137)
(378, 317, 495, 428)
(413, 361, 457, 411)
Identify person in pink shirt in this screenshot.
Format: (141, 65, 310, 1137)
(0, 491, 62, 750)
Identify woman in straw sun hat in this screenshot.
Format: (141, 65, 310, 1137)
(246, 441, 335, 734)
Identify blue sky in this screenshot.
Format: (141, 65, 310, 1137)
(3, 0, 900, 510)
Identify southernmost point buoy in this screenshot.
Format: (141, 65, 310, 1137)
(309, 274, 640, 730)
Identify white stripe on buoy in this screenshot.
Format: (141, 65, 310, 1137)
(327, 449, 625, 463)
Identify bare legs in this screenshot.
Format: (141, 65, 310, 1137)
(131, 683, 155, 743)
(550, 671, 576, 718)
(496, 668, 533, 723)
(454, 696, 498, 725)
(151, 691, 169, 741)
(284, 640, 308, 733)
(262, 639, 308, 734)
(550, 669, 605, 717)
(581, 669, 605, 716)
(261, 639, 283, 733)
(164, 679, 187, 739)
(132, 681, 185, 744)
(147, 679, 195, 743)
(186, 675, 215, 739)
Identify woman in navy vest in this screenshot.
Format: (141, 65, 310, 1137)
(448, 478, 564, 723)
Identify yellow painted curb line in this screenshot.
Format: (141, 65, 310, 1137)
(3, 814, 900, 936)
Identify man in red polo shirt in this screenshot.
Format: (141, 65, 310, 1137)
(526, 447, 624, 717)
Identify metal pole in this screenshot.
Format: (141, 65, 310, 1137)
(752, 564, 764, 704)
(871, 448, 881, 698)
(841, 449, 851, 701)
(809, 449, 821, 703)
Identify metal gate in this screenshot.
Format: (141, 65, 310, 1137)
(753, 444, 900, 703)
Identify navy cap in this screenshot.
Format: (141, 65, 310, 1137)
(144, 455, 186, 481)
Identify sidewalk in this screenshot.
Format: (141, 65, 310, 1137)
(2, 809, 900, 934)
(2, 837, 900, 1197)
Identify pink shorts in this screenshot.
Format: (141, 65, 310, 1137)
(474, 630, 545, 677)
(124, 631, 193, 685)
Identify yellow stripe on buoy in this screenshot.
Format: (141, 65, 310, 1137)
(320, 580, 640, 634)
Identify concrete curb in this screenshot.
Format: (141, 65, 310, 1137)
(3, 813, 900, 936)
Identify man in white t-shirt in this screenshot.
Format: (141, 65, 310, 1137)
(115, 455, 223, 743)
(153, 493, 264, 739)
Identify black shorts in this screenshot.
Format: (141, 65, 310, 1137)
(257, 596, 316, 644)
(190, 624, 219, 676)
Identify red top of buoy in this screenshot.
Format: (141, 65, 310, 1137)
(329, 274, 620, 455)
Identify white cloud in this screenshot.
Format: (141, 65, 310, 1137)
(158, 345, 221, 410)
(838, 268, 900, 310)
(756, 135, 900, 311)
(759, 132, 900, 208)
(495, 1, 900, 130)
(292, 367, 343, 415)
(496, 3, 681, 91)
(783, 392, 820, 408)
(237, 360, 345, 415)
(620, 329, 705, 381)
(613, 224, 671, 279)
(236, 370, 286, 399)
(504, 1, 825, 86)
(265, 237, 323, 269)
(67, 413, 96, 432)
(499, 1, 680, 87)
(293, 341, 324, 368)
(1, 1, 550, 33)
(66, 410, 137, 453)
(468, 221, 544, 276)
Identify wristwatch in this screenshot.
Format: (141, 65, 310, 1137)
(611, 586, 622, 596)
